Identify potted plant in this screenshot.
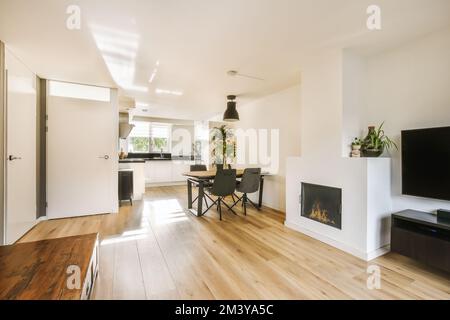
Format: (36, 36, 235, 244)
(211, 125, 234, 167)
(361, 122, 398, 157)
(351, 138, 363, 150)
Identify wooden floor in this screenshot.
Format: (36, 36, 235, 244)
(20, 186, 450, 300)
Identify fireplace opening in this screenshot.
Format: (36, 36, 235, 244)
(301, 183, 342, 229)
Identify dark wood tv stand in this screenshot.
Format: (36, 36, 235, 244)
(391, 210, 450, 273)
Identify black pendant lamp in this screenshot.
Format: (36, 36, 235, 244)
(223, 95, 239, 122)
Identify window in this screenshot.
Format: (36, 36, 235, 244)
(128, 122, 171, 153)
(128, 121, 150, 152)
(48, 80, 110, 102)
(149, 123, 171, 153)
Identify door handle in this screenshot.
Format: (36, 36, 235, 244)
(99, 155, 110, 160)
(8, 155, 22, 161)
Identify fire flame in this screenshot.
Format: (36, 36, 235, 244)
(309, 202, 335, 225)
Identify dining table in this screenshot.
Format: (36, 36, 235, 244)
(183, 169, 269, 216)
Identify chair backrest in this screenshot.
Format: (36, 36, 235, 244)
(190, 164, 207, 171)
(237, 168, 261, 194)
(211, 169, 236, 197)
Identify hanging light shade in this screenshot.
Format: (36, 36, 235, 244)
(223, 95, 239, 122)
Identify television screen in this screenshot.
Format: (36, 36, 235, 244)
(402, 126, 450, 201)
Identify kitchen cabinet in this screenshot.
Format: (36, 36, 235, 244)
(145, 160, 172, 184)
(171, 161, 191, 182)
(144, 160, 193, 185)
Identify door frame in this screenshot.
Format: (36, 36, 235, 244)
(0, 40, 5, 245)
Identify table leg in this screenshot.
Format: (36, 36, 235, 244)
(197, 180, 204, 216)
(187, 179, 193, 209)
(258, 176, 264, 208)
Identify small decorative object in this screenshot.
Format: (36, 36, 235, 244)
(361, 122, 398, 157)
(351, 138, 362, 157)
(119, 148, 127, 159)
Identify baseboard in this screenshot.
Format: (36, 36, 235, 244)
(247, 194, 284, 212)
(366, 245, 390, 261)
(14, 219, 41, 244)
(261, 203, 284, 214)
(261, 202, 284, 212)
(146, 181, 186, 188)
(284, 220, 389, 261)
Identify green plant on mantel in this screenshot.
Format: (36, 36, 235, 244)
(351, 137, 363, 146)
(362, 122, 398, 157)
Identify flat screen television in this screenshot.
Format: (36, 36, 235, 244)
(402, 126, 450, 201)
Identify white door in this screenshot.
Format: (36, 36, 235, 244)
(5, 49, 37, 244)
(47, 86, 118, 219)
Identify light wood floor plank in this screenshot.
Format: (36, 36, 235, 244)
(18, 185, 450, 300)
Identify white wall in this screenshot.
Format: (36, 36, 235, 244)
(300, 51, 343, 158)
(342, 50, 367, 156)
(364, 26, 450, 213)
(286, 27, 450, 260)
(235, 85, 301, 211)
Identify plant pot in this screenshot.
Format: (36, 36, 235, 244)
(362, 149, 383, 157)
(352, 145, 361, 151)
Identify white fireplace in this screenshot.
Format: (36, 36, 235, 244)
(285, 49, 392, 261)
(286, 156, 392, 261)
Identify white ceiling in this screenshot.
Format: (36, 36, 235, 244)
(1, 0, 449, 119)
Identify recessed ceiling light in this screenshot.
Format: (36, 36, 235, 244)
(155, 88, 183, 96)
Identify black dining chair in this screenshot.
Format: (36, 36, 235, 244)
(190, 164, 207, 171)
(229, 168, 261, 215)
(216, 164, 232, 170)
(189, 164, 211, 207)
(203, 169, 237, 220)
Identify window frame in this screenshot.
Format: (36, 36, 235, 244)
(128, 121, 172, 153)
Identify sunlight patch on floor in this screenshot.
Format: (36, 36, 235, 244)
(100, 233, 148, 246)
(144, 198, 189, 225)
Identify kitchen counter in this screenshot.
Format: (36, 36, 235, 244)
(119, 157, 198, 163)
(143, 158, 172, 161)
(119, 159, 146, 163)
(119, 158, 172, 163)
